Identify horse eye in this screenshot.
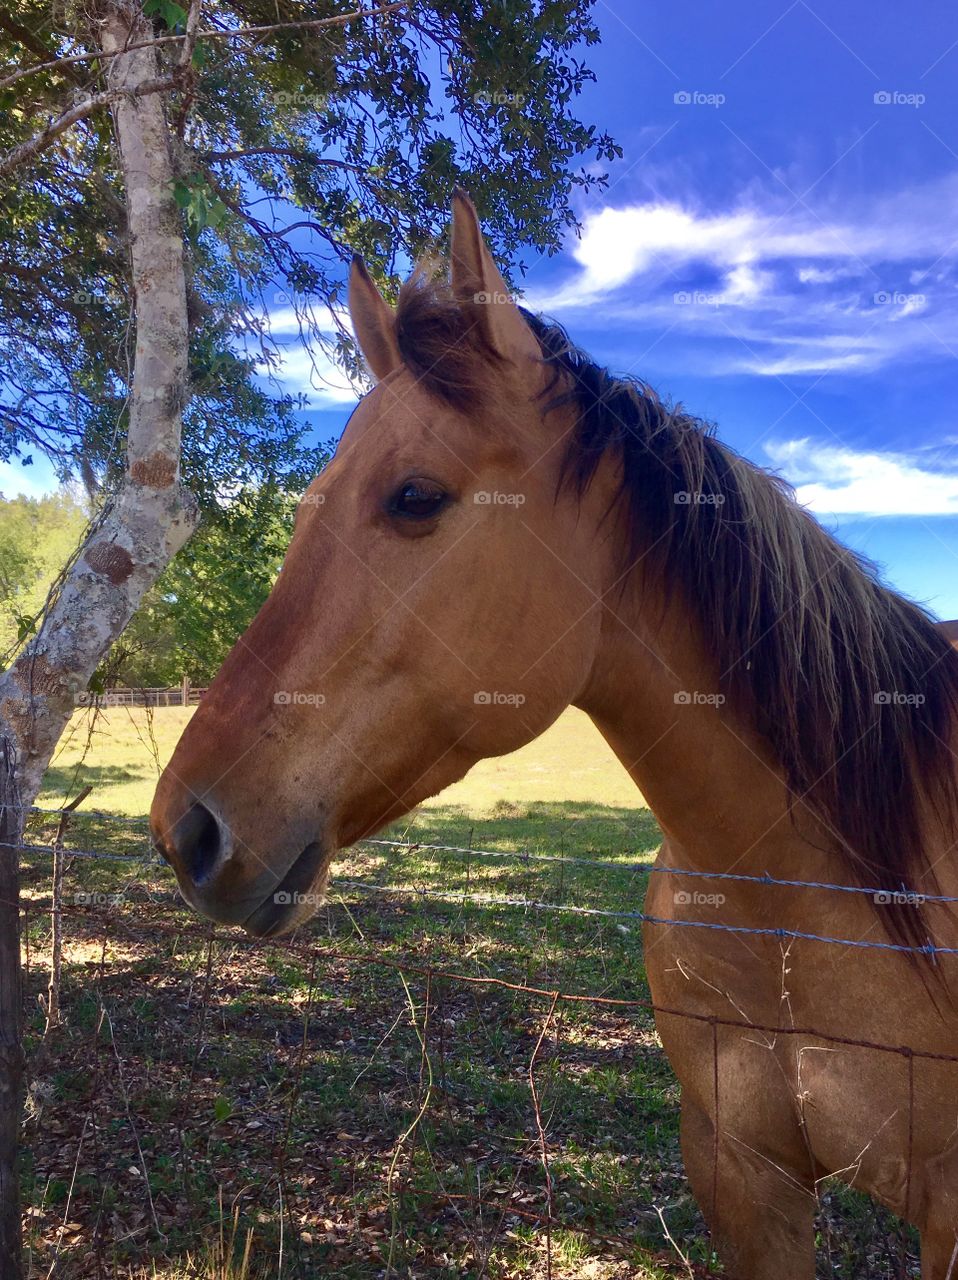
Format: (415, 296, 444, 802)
(389, 479, 448, 520)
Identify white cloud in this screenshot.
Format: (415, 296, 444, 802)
(527, 201, 882, 311)
(269, 343, 361, 405)
(0, 459, 58, 501)
(525, 177, 958, 377)
(248, 300, 362, 406)
(765, 438, 958, 516)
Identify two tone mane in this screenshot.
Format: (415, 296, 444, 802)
(395, 270, 958, 949)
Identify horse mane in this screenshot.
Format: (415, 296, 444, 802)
(395, 273, 958, 951)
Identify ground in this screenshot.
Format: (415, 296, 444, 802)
(19, 708, 918, 1278)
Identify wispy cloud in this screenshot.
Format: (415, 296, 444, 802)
(527, 177, 958, 376)
(765, 438, 958, 516)
(254, 301, 363, 406)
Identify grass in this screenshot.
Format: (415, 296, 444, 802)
(37, 706, 642, 817)
(20, 708, 919, 1278)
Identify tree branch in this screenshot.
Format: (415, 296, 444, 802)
(0, 73, 178, 177)
(0, 10, 86, 86)
(0, 1, 409, 93)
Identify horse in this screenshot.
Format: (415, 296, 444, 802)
(150, 192, 958, 1278)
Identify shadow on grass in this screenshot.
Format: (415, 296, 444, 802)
(16, 801, 920, 1279)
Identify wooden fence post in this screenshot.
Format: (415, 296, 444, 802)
(0, 737, 24, 1279)
(180, 676, 189, 708)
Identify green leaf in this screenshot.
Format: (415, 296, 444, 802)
(213, 1095, 233, 1123)
(143, 0, 188, 31)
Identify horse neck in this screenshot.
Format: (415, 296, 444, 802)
(576, 578, 803, 875)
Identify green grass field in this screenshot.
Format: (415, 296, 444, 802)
(20, 709, 915, 1278)
(38, 705, 644, 817)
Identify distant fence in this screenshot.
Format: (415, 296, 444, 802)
(75, 678, 208, 708)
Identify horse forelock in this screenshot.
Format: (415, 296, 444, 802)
(390, 279, 958, 950)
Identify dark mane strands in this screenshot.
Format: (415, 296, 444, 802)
(395, 278, 958, 950)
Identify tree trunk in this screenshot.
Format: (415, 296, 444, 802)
(0, 3, 198, 1265)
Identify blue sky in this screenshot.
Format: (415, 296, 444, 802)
(5, 0, 957, 616)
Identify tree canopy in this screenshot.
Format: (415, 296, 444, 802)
(1, 0, 619, 505)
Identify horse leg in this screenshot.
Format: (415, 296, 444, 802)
(680, 1094, 816, 1280)
(921, 1219, 958, 1279)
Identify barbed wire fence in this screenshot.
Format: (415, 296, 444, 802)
(7, 802, 952, 1277)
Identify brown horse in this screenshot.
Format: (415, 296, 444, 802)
(151, 193, 958, 1278)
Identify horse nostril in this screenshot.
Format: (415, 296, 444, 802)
(173, 803, 224, 887)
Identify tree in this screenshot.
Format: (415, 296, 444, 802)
(115, 484, 310, 686)
(1, 0, 618, 499)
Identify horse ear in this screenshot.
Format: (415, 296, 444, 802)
(449, 190, 541, 365)
(348, 256, 401, 381)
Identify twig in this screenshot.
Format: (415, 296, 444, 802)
(385, 970, 434, 1277)
(42, 784, 92, 1036)
(178, 0, 203, 68)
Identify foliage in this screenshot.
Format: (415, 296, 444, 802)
(0, 0, 620, 499)
(114, 483, 315, 686)
(0, 491, 89, 652)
